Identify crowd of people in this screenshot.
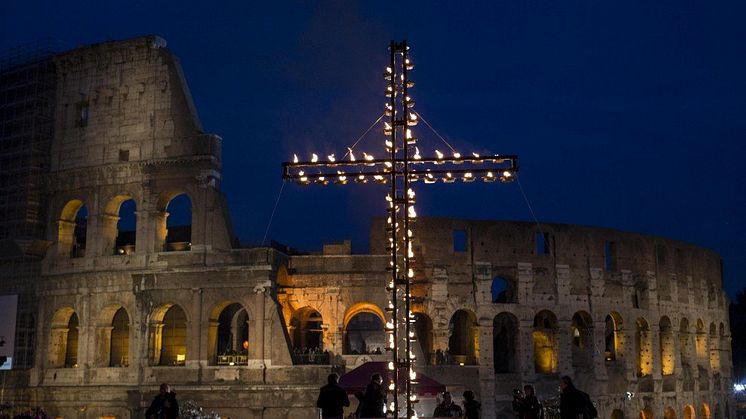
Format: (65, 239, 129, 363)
(317, 374, 596, 419)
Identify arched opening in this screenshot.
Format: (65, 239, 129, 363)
(413, 312, 433, 365)
(159, 305, 187, 366)
(64, 312, 79, 367)
(664, 408, 677, 419)
(493, 312, 518, 373)
(605, 312, 623, 361)
(290, 307, 324, 352)
(114, 199, 137, 255)
(448, 309, 478, 365)
(660, 317, 675, 375)
(533, 310, 558, 373)
(345, 312, 384, 354)
(109, 308, 129, 367)
(612, 410, 625, 419)
(683, 405, 695, 419)
(571, 311, 593, 369)
(71, 205, 88, 258)
(701, 404, 711, 419)
(709, 323, 720, 372)
(491, 276, 514, 303)
(640, 408, 654, 419)
(636, 317, 652, 376)
(165, 194, 192, 251)
(57, 199, 87, 258)
(215, 303, 249, 365)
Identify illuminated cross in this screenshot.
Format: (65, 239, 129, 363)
(282, 40, 518, 419)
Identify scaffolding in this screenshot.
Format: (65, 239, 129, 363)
(0, 39, 60, 369)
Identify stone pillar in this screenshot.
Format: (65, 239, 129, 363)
(593, 320, 608, 380)
(519, 319, 535, 379)
(49, 327, 70, 367)
(556, 265, 571, 302)
(188, 288, 203, 368)
(138, 200, 168, 253)
(557, 319, 572, 376)
(95, 326, 114, 367)
(149, 322, 164, 366)
(517, 263, 533, 304)
(475, 262, 492, 305)
(474, 320, 494, 419)
(56, 220, 76, 257)
(253, 286, 267, 364)
(92, 213, 119, 256)
(206, 320, 219, 365)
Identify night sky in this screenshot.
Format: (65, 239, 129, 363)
(2, 1, 744, 296)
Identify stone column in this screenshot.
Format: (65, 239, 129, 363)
(206, 320, 219, 365)
(519, 319, 535, 379)
(253, 283, 268, 365)
(92, 213, 120, 256)
(95, 326, 114, 367)
(56, 220, 76, 257)
(149, 322, 164, 366)
(517, 263, 533, 304)
(593, 320, 609, 380)
(557, 319, 572, 376)
(188, 288, 203, 368)
(49, 327, 70, 367)
(478, 324, 496, 419)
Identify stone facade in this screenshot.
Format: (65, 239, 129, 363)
(0, 36, 733, 419)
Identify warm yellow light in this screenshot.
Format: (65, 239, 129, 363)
(348, 148, 356, 161)
(293, 154, 299, 163)
(311, 153, 318, 163)
(453, 152, 461, 158)
(435, 150, 444, 159)
(176, 354, 186, 362)
(328, 154, 336, 162)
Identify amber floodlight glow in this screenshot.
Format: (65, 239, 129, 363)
(282, 40, 518, 419)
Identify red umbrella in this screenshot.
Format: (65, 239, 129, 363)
(338, 361, 445, 396)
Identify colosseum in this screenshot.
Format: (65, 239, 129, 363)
(0, 36, 733, 419)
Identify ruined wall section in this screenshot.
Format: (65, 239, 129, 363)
(42, 36, 234, 269)
(50, 35, 207, 169)
(370, 217, 725, 305)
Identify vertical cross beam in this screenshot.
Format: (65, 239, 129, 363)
(282, 40, 518, 419)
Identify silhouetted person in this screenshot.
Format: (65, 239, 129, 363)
(521, 385, 542, 419)
(317, 373, 349, 419)
(434, 391, 463, 417)
(146, 383, 179, 419)
(463, 390, 481, 419)
(360, 373, 386, 418)
(560, 376, 585, 419)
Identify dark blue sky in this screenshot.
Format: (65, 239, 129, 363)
(3, 1, 744, 296)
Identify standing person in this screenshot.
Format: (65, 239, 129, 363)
(317, 373, 350, 419)
(521, 385, 542, 419)
(433, 392, 464, 417)
(145, 383, 179, 419)
(360, 373, 386, 418)
(560, 376, 585, 419)
(462, 390, 481, 419)
(512, 388, 525, 417)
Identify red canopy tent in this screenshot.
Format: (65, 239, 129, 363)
(338, 361, 445, 396)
